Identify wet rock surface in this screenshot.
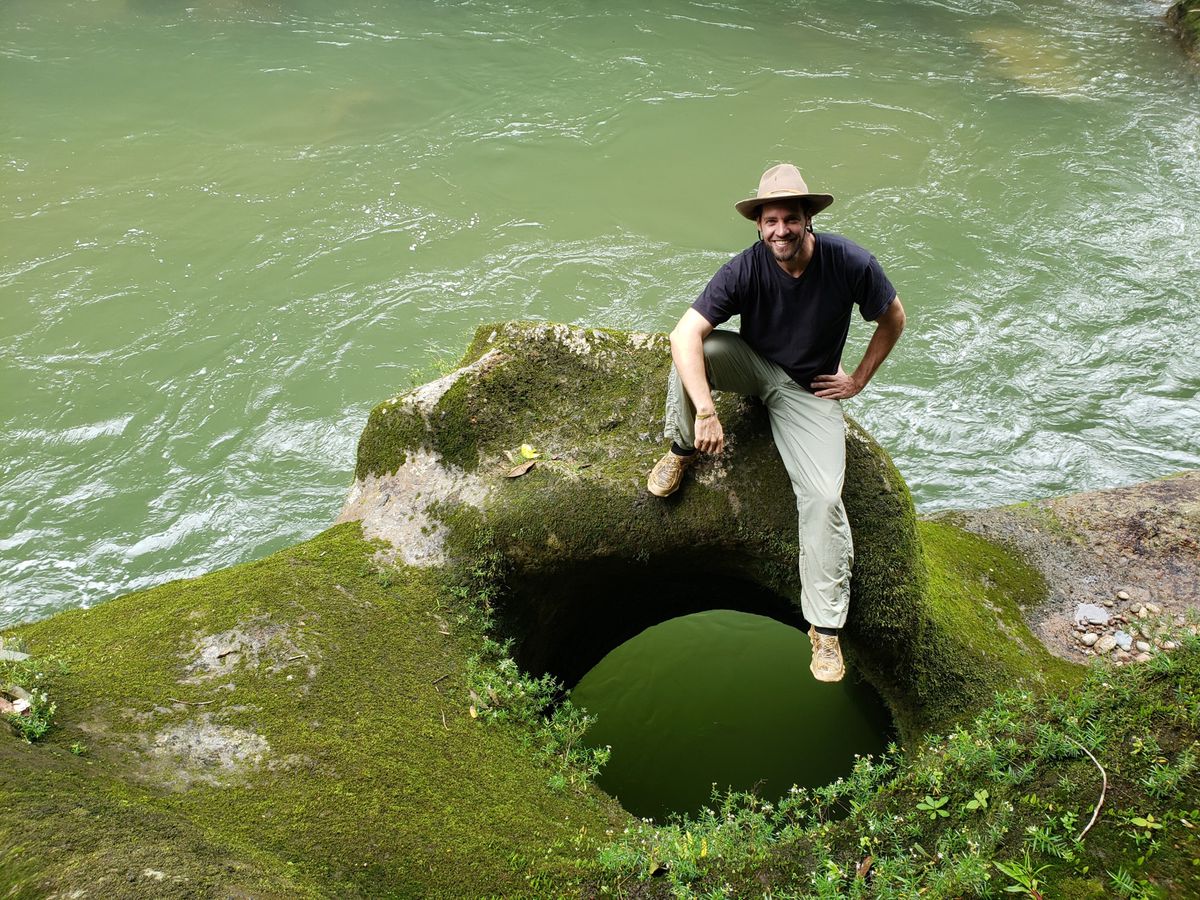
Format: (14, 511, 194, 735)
(934, 471, 1200, 664)
(1169, 0, 1200, 59)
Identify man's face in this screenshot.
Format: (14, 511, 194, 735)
(757, 200, 810, 263)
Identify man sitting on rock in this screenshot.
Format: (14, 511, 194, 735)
(647, 163, 906, 683)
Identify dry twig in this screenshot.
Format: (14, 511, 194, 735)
(1067, 736, 1107, 841)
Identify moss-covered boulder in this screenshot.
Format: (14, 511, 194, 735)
(340, 322, 1072, 736)
(1169, 0, 1200, 58)
(1, 525, 626, 898)
(2, 321, 1078, 897)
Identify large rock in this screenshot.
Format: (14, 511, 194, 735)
(340, 322, 1070, 736)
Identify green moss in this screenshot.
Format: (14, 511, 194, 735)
(914, 520, 1082, 726)
(840, 428, 1078, 739)
(353, 322, 672, 481)
(1169, 0, 1200, 56)
(1, 524, 624, 898)
(353, 399, 425, 481)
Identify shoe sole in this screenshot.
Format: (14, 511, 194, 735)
(646, 480, 679, 498)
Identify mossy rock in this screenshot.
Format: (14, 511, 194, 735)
(1169, 0, 1200, 58)
(342, 321, 1075, 737)
(1, 524, 626, 897)
(2, 321, 1079, 897)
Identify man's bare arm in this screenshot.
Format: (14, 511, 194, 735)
(811, 297, 906, 400)
(669, 308, 723, 453)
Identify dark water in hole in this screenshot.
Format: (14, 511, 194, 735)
(570, 609, 893, 821)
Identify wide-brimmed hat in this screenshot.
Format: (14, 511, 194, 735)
(734, 163, 834, 220)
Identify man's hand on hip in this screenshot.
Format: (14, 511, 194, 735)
(811, 366, 862, 400)
(694, 412, 724, 454)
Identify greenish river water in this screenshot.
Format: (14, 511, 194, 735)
(2, 0, 1198, 633)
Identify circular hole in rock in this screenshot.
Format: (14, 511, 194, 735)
(570, 608, 894, 821)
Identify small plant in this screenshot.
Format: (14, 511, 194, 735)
(69, 741, 88, 756)
(4, 688, 56, 743)
(1108, 865, 1154, 899)
(464, 637, 609, 791)
(1141, 743, 1197, 799)
(915, 795, 949, 820)
(2, 648, 65, 743)
(964, 789, 989, 811)
(994, 849, 1050, 897)
(1128, 813, 1164, 834)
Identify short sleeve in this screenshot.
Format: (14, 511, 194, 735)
(691, 257, 746, 327)
(856, 254, 896, 321)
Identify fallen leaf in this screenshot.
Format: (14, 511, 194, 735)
(506, 460, 536, 478)
(469, 705, 478, 719)
(519, 443, 540, 460)
(856, 855, 873, 879)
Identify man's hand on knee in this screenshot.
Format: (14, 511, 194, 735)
(694, 411, 724, 454)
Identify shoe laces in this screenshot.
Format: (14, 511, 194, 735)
(654, 454, 685, 480)
(813, 632, 840, 663)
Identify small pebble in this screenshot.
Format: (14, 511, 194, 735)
(1115, 648, 1131, 661)
(1163, 641, 1177, 650)
(1136, 641, 1151, 653)
(1136, 652, 1152, 663)
(1102, 600, 1114, 607)
(1147, 603, 1161, 615)
(1117, 589, 1130, 601)
(1079, 633, 1099, 647)
(1096, 635, 1118, 654)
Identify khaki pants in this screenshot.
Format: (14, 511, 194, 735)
(665, 330, 853, 629)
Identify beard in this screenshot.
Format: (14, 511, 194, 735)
(768, 234, 803, 262)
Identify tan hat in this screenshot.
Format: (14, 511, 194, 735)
(734, 163, 834, 220)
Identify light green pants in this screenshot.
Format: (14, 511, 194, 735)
(665, 330, 853, 629)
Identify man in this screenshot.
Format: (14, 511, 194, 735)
(646, 163, 906, 683)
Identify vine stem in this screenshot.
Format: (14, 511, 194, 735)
(1067, 736, 1107, 841)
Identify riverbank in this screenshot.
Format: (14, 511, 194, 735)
(935, 471, 1200, 665)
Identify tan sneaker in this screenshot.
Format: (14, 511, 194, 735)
(808, 627, 845, 683)
(646, 449, 696, 497)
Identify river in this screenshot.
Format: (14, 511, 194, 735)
(2, 0, 1198, 626)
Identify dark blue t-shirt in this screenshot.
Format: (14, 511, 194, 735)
(691, 233, 896, 392)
